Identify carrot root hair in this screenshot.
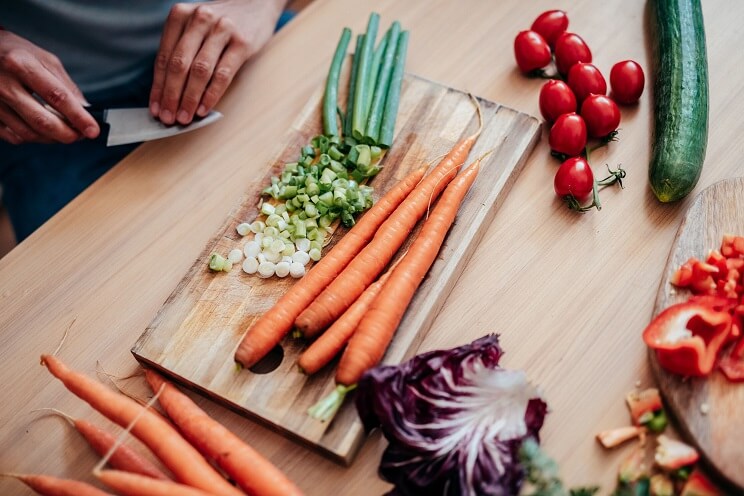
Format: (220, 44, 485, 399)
(92, 384, 164, 476)
(30, 407, 76, 426)
(42, 317, 76, 365)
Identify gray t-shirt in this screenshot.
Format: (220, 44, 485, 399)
(1, 0, 197, 94)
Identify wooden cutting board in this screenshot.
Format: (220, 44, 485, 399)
(650, 178, 744, 490)
(132, 74, 540, 464)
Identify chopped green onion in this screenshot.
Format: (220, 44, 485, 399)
(209, 253, 227, 271)
(250, 221, 265, 234)
(264, 226, 279, 237)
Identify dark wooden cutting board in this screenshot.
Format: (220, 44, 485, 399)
(650, 178, 744, 490)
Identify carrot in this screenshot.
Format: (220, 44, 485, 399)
(40, 355, 241, 496)
(35, 408, 169, 481)
(1, 472, 112, 496)
(298, 270, 392, 374)
(309, 159, 482, 421)
(144, 370, 303, 496)
(234, 165, 427, 368)
(295, 102, 483, 337)
(95, 470, 211, 496)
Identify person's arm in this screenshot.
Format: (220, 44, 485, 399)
(0, 30, 99, 144)
(150, 0, 286, 126)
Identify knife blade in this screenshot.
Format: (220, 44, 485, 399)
(86, 107, 223, 147)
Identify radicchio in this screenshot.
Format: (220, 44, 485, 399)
(356, 334, 547, 496)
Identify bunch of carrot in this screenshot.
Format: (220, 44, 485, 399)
(235, 95, 486, 421)
(6, 354, 302, 496)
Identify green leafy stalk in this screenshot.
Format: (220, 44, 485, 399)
(378, 30, 409, 148)
(351, 12, 380, 140)
(344, 34, 365, 137)
(308, 384, 356, 422)
(364, 30, 389, 122)
(323, 27, 352, 136)
(365, 22, 401, 143)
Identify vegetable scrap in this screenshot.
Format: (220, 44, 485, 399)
(355, 335, 549, 496)
(644, 234, 744, 381)
(595, 385, 724, 496)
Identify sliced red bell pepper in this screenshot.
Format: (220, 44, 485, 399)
(720, 234, 744, 259)
(644, 302, 733, 377)
(655, 435, 699, 471)
(626, 388, 663, 425)
(718, 335, 744, 382)
(596, 425, 646, 449)
(705, 250, 728, 279)
(680, 469, 721, 496)
(671, 258, 696, 287)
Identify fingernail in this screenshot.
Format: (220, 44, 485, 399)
(150, 101, 160, 116)
(84, 125, 99, 139)
(177, 110, 190, 124)
(161, 109, 173, 124)
(197, 104, 207, 116)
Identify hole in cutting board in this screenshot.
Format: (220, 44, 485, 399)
(249, 345, 284, 374)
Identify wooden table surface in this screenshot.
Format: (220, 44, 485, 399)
(1, 0, 742, 494)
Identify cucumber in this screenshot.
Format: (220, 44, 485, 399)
(649, 0, 709, 202)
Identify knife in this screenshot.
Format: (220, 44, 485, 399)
(85, 106, 223, 147)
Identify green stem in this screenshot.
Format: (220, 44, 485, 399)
(307, 384, 356, 422)
(344, 34, 365, 138)
(351, 12, 380, 140)
(378, 30, 409, 148)
(364, 30, 389, 125)
(365, 22, 401, 144)
(323, 28, 352, 136)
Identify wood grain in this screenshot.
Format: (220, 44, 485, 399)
(132, 74, 540, 464)
(650, 178, 744, 490)
(2, 1, 744, 494)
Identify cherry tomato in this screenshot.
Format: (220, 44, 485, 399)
(539, 80, 576, 123)
(554, 32, 592, 75)
(567, 63, 607, 103)
(555, 157, 594, 201)
(514, 30, 551, 73)
(581, 94, 621, 138)
(549, 113, 587, 157)
(610, 60, 645, 104)
(531, 10, 569, 47)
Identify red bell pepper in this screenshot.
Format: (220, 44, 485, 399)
(680, 469, 721, 496)
(654, 435, 699, 471)
(643, 302, 732, 377)
(718, 334, 744, 382)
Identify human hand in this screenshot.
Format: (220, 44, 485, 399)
(150, 0, 284, 126)
(0, 30, 99, 145)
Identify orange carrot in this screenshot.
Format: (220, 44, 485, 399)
(339, 160, 481, 385)
(309, 159, 481, 421)
(295, 107, 483, 337)
(1, 472, 112, 496)
(235, 165, 427, 368)
(36, 408, 169, 481)
(298, 270, 392, 374)
(40, 355, 241, 496)
(144, 370, 303, 496)
(95, 470, 211, 496)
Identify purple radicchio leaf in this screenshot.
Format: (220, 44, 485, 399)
(356, 334, 547, 496)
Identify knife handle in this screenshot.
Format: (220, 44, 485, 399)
(84, 105, 106, 125)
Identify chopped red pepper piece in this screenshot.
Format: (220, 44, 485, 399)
(654, 435, 699, 471)
(705, 250, 728, 277)
(596, 425, 646, 449)
(672, 259, 696, 287)
(643, 302, 733, 377)
(718, 335, 744, 382)
(680, 469, 721, 496)
(626, 388, 663, 425)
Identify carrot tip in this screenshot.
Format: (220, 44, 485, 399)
(307, 384, 356, 422)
